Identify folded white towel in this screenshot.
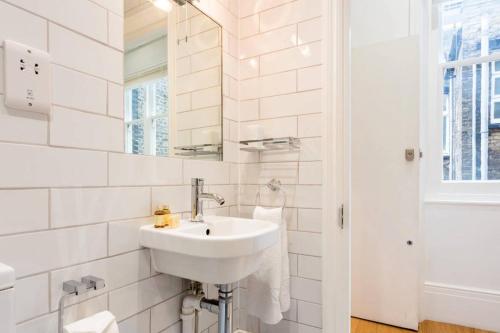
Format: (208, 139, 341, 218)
(63, 311, 119, 333)
(246, 206, 290, 325)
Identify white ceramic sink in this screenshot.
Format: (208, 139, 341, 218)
(139, 216, 279, 284)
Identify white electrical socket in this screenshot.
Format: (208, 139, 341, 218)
(3, 40, 51, 114)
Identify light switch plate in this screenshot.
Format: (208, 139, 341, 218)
(3, 40, 51, 114)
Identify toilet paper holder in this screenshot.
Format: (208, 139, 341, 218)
(58, 276, 106, 333)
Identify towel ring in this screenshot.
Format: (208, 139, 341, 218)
(255, 178, 286, 209)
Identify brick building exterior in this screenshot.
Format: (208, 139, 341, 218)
(442, 0, 500, 180)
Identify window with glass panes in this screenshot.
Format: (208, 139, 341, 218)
(125, 76, 169, 156)
(438, 0, 500, 181)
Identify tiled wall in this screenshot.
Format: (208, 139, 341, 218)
(0, 1, 239, 333)
(237, 1, 323, 332)
(176, 5, 223, 150)
(0, 0, 324, 332)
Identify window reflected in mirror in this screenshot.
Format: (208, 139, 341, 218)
(123, 0, 223, 160)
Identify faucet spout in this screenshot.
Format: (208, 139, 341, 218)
(191, 178, 225, 222)
(199, 193, 225, 205)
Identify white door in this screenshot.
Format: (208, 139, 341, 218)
(351, 36, 420, 330)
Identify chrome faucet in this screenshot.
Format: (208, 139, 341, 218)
(191, 178, 225, 222)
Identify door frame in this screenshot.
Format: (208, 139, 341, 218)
(322, 0, 351, 331)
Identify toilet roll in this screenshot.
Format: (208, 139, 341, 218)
(63, 311, 119, 333)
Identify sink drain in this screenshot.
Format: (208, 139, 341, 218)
(206, 229, 210, 236)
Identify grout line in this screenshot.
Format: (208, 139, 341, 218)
(47, 189, 52, 229)
(178, 81, 223, 96)
(106, 10, 110, 45)
(47, 271, 52, 317)
(238, 0, 297, 20)
(149, 308, 152, 332)
(106, 221, 110, 257)
(176, 45, 222, 64)
(46, 19, 50, 52)
(241, 14, 322, 42)
(106, 77, 110, 116)
(49, 21, 123, 53)
(17, 248, 151, 282)
(53, 104, 122, 120)
(52, 63, 109, 84)
(240, 113, 322, 123)
(52, 62, 122, 85)
(106, 152, 110, 187)
(240, 86, 322, 102)
(86, 0, 123, 18)
(0, 200, 240, 237)
(51, 103, 108, 119)
(0, 0, 121, 51)
(240, 36, 322, 61)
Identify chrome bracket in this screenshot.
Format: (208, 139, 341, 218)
(59, 276, 106, 333)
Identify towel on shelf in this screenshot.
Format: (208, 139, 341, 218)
(63, 311, 119, 333)
(246, 206, 290, 325)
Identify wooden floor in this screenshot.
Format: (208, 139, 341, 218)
(351, 318, 495, 333)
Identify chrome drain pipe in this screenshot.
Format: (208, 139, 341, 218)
(183, 284, 233, 333)
(217, 284, 233, 333)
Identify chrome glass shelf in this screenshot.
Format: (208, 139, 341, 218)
(239, 137, 301, 152)
(174, 143, 222, 157)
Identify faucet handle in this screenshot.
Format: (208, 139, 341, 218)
(191, 178, 205, 186)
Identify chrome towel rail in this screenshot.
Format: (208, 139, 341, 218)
(58, 276, 105, 333)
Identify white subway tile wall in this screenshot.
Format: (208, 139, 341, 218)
(237, 0, 323, 332)
(0, 1, 239, 333)
(175, 6, 224, 151)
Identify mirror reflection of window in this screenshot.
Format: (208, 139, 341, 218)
(124, 0, 169, 156)
(125, 77, 168, 156)
(123, 0, 223, 160)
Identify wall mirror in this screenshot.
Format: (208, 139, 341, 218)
(124, 0, 223, 160)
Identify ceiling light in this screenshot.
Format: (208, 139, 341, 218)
(152, 0, 173, 12)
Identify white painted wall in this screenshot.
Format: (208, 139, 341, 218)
(351, 0, 420, 48)
(420, 1, 500, 331)
(351, 1, 500, 331)
(421, 202, 500, 332)
(352, 0, 500, 331)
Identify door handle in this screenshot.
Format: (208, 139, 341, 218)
(405, 148, 415, 161)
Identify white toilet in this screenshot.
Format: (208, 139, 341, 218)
(0, 263, 15, 333)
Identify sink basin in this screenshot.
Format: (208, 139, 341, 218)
(139, 216, 279, 284)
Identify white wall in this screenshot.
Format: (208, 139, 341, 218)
(175, 5, 223, 148)
(0, 1, 239, 333)
(421, 202, 500, 331)
(419, 2, 500, 331)
(237, 0, 323, 332)
(350, 0, 500, 330)
(351, 0, 420, 48)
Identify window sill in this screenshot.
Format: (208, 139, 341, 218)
(424, 194, 500, 206)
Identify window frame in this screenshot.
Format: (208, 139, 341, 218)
(424, 1, 500, 200)
(124, 71, 169, 156)
(492, 61, 500, 124)
(442, 87, 451, 157)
